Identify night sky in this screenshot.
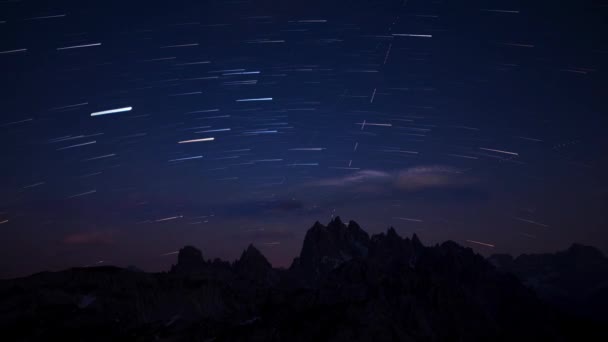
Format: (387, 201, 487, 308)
(1, 0, 607, 278)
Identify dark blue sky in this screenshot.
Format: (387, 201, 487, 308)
(1, 0, 607, 278)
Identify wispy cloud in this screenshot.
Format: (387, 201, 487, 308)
(314, 170, 392, 186)
(395, 166, 470, 191)
(311, 165, 474, 192)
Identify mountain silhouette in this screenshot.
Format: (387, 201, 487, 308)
(490, 242, 608, 321)
(0, 217, 605, 341)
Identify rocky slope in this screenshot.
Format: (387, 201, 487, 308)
(0, 217, 605, 341)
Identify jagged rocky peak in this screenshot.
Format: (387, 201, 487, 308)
(370, 227, 397, 247)
(369, 227, 423, 263)
(178, 245, 204, 264)
(171, 245, 206, 274)
(431, 240, 486, 268)
(235, 244, 278, 286)
(236, 244, 271, 270)
(387, 226, 400, 239)
(346, 219, 360, 229)
(327, 215, 344, 227)
(327, 216, 370, 247)
(438, 240, 464, 252)
(346, 219, 370, 241)
(297, 217, 371, 275)
(370, 227, 405, 244)
(411, 233, 423, 249)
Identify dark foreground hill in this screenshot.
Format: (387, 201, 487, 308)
(1, 217, 606, 341)
(490, 243, 608, 321)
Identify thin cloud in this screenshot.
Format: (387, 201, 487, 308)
(313, 170, 392, 186)
(311, 166, 474, 192)
(395, 166, 470, 191)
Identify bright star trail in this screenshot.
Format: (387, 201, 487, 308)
(90, 107, 133, 117)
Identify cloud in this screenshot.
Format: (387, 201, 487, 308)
(395, 166, 471, 191)
(63, 231, 114, 245)
(313, 170, 392, 187)
(311, 166, 474, 192)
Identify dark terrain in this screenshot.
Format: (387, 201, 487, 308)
(1, 217, 607, 341)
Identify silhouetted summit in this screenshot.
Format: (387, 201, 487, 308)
(171, 245, 206, 274)
(294, 217, 370, 281)
(237, 244, 270, 269)
(234, 244, 279, 286)
(0, 219, 605, 341)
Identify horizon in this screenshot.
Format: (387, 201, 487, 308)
(2, 216, 604, 279)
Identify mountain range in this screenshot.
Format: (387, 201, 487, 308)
(1, 217, 607, 341)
